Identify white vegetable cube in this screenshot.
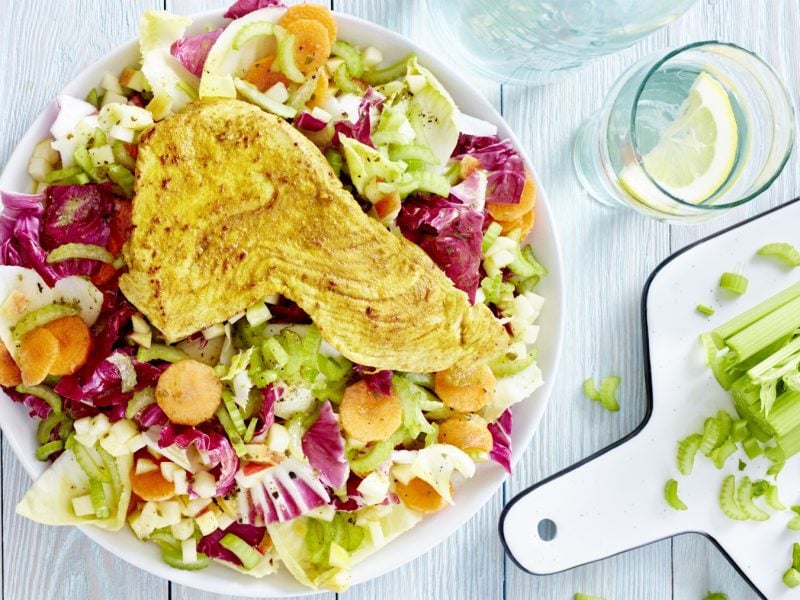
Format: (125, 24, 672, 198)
(101, 91, 129, 107)
(89, 144, 115, 167)
(135, 458, 158, 475)
(310, 106, 332, 123)
(202, 323, 226, 340)
(33, 139, 60, 164)
(245, 302, 272, 326)
(361, 46, 383, 68)
(126, 433, 147, 453)
(28, 157, 52, 182)
(88, 413, 111, 438)
(183, 496, 212, 517)
(265, 82, 290, 104)
(522, 292, 545, 321)
(171, 517, 196, 541)
(109, 125, 135, 143)
(156, 500, 182, 526)
(73, 416, 92, 436)
(216, 512, 234, 531)
(99, 102, 154, 130)
(194, 510, 219, 536)
(522, 324, 540, 345)
(128, 502, 160, 539)
(73, 432, 98, 449)
(119, 67, 147, 92)
(192, 471, 217, 499)
(181, 537, 198, 564)
(512, 294, 535, 323)
(160, 461, 183, 482)
(108, 418, 139, 443)
(51, 137, 79, 168)
(101, 71, 125, 95)
(244, 444, 272, 462)
(71, 494, 95, 517)
(266, 423, 289, 454)
(131, 314, 151, 335)
(357, 472, 390, 506)
(172, 469, 188, 496)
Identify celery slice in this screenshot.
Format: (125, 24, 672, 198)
(793, 542, 800, 569)
(664, 479, 687, 511)
(698, 417, 722, 455)
(489, 349, 537, 378)
(757, 242, 800, 267)
(89, 478, 110, 519)
(221, 390, 247, 436)
(126, 388, 156, 419)
(15, 384, 62, 415)
(735, 476, 769, 521)
(86, 88, 100, 108)
(741, 436, 763, 459)
(234, 78, 297, 119)
(215, 406, 247, 457)
(676, 433, 703, 476)
(696, 304, 715, 316)
(583, 378, 600, 401)
(219, 533, 262, 570)
(73, 146, 102, 182)
(13, 303, 80, 340)
(232, 20, 275, 51)
(703, 594, 728, 600)
(719, 272, 748, 295)
(333, 63, 362, 95)
(46, 165, 85, 183)
(598, 376, 620, 412)
(482, 222, 503, 254)
(719, 475, 748, 520)
(731, 419, 749, 442)
(162, 545, 210, 571)
(137, 344, 189, 363)
(784, 567, 800, 588)
(37, 412, 64, 445)
(243, 417, 257, 443)
(107, 164, 135, 197)
(574, 594, 605, 600)
(275, 30, 305, 84)
(73, 443, 111, 483)
(765, 484, 786, 510)
(36, 440, 64, 461)
(362, 53, 415, 86)
(47, 243, 114, 264)
(111, 140, 136, 170)
(710, 438, 737, 469)
(332, 40, 364, 77)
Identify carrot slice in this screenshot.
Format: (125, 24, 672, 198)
(437, 414, 493, 453)
(43, 316, 93, 376)
(395, 477, 449, 514)
(156, 359, 222, 426)
(244, 55, 290, 92)
(284, 19, 332, 75)
(339, 379, 402, 442)
(130, 463, 175, 502)
(279, 3, 337, 45)
(486, 175, 536, 223)
(434, 363, 496, 412)
(18, 328, 59, 386)
(496, 207, 536, 238)
(0, 340, 21, 387)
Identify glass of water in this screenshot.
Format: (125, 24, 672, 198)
(573, 41, 795, 223)
(425, 0, 698, 85)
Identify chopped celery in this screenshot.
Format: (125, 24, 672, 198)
(219, 533, 262, 570)
(275, 30, 305, 84)
(86, 88, 100, 108)
(15, 384, 62, 415)
(784, 567, 800, 588)
(362, 53, 415, 85)
(712, 281, 800, 345)
(757, 242, 800, 267)
(333, 63, 363, 95)
(232, 20, 275, 51)
(598, 376, 620, 412)
(482, 222, 503, 254)
(765, 485, 786, 510)
(221, 390, 247, 436)
(735, 476, 769, 521)
(710, 438, 737, 469)
(676, 433, 702, 475)
(112, 140, 136, 170)
(731, 419, 749, 442)
(89, 478, 110, 519)
(703, 595, 728, 600)
(13, 303, 80, 340)
(243, 417, 257, 443)
(793, 542, 800, 569)
(36, 440, 64, 461)
(216, 406, 247, 457)
(45, 165, 84, 183)
(489, 349, 536, 378)
(126, 388, 156, 419)
(36, 412, 63, 445)
(325, 148, 343, 177)
(162, 545, 210, 571)
(47, 243, 114, 264)
(73, 443, 111, 483)
(107, 164, 135, 197)
(574, 594, 605, 600)
(725, 295, 800, 362)
(73, 145, 102, 182)
(137, 344, 189, 363)
(696, 304, 715, 316)
(234, 78, 297, 119)
(332, 40, 364, 77)
(698, 417, 723, 456)
(664, 479, 687, 511)
(719, 475, 748, 521)
(92, 127, 107, 147)
(719, 272, 748, 295)
(583, 378, 600, 401)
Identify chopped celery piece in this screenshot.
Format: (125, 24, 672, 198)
(703, 595, 728, 600)
(275, 30, 305, 84)
(332, 41, 364, 78)
(221, 390, 247, 436)
(219, 533, 261, 570)
(112, 140, 136, 170)
(793, 542, 800, 568)
(582, 378, 601, 401)
(710, 438, 737, 469)
(751, 479, 769, 496)
(715, 411, 733, 446)
(664, 479, 687, 511)
(349, 431, 403, 476)
(719, 272, 748, 295)
(784, 567, 800, 588)
(719, 475, 748, 521)
(47, 243, 114, 264)
(362, 53, 415, 85)
(137, 344, 189, 363)
(126, 388, 156, 419)
(73, 443, 111, 483)
(482, 222, 503, 254)
(216, 406, 247, 457)
(731, 419, 749, 442)
(765, 484, 786, 510)
(735, 476, 769, 521)
(86, 88, 100, 108)
(325, 148, 342, 178)
(698, 417, 722, 456)
(757, 242, 800, 267)
(36, 439, 64, 461)
(13, 303, 80, 340)
(243, 417, 257, 443)
(92, 127, 107, 147)
(73, 145, 102, 182)
(598, 376, 620, 412)
(162, 545, 210, 571)
(574, 594, 605, 600)
(741, 437, 763, 459)
(234, 78, 297, 119)
(232, 20, 275, 51)
(15, 384, 62, 415)
(489, 349, 536, 378)
(89, 478, 110, 519)
(676, 433, 702, 476)
(333, 63, 362, 95)
(36, 412, 63, 445)
(107, 164, 135, 197)
(696, 304, 715, 316)
(768, 461, 785, 478)
(45, 165, 84, 183)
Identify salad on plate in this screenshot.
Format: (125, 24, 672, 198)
(0, 0, 547, 591)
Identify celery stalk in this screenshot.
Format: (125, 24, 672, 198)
(712, 281, 800, 345)
(725, 296, 800, 362)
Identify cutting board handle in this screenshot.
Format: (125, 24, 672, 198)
(500, 424, 681, 574)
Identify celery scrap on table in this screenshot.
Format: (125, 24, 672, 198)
(0, 0, 549, 592)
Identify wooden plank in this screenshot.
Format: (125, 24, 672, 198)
(0, 2, 168, 598)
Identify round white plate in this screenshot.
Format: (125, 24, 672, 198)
(0, 8, 564, 597)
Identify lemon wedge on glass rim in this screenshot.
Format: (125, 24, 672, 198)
(619, 71, 739, 213)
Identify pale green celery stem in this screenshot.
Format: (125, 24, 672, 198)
(748, 335, 800, 380)
(712, 281, 800, 346)
(725, 296, 800, 362)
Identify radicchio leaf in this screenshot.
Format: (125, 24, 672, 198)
(198, 522, 266, 566)
(158, 425, 240, 496)
(301, 401, 348, 489)
(224, 0, 285, 19)
(353, 364, 393, 397)
(170, 29, 224, 77)
(333, 88, 384, 148)
(452, 134, 525, 205)
(487, 408, 512, 473)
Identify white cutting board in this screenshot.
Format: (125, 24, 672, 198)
(501, 199, 800, 599)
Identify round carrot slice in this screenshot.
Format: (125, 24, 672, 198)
(496, 207, 536, 238)
(130, 463, 175, 502)
(395, 477, 449, 514)
(244, 55, 290, 92)
(339, 379, 402, 442)
(279, 3, 337, 45)
(486, 175, 536, 223)
(18, 328, 59, 386)
(434, 363, 496, 413)
(0, 341, 21, 387)
(43, 315, 93, 376)
(156, 359, 222, 426)
(437, 414, 493, 454)
(285, 19, 332, 75)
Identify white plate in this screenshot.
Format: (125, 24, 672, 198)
(0, 8, 565, 596)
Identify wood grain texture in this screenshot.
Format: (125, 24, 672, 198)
(1, 0, 797, 599)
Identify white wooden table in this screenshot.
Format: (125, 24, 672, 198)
(1, 0, 798, 598)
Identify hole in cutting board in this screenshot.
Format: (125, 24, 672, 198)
(537, 518, 557, 541)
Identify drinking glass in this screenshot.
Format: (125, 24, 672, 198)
(425, 0, 698, 85)
(573, 41, 795, 223)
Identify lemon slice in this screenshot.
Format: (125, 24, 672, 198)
(620, 71, 738, 211)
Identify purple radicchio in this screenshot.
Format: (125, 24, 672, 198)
(158, 425, 240, 496)
(301, 401, 348, 489)
(487, 408, 512, 474)
(333, 474, 398, 512)
(199, 522, 267, 566)
(353, 364, 393, 396)
(452, 134, 526, 205)
(396, 194, 485, 303)
(224, 0, 285, 19)
(170, 29, 224, 77)
(333, 88, 384, 148)
(252, 384, 279, 439)
(294, 111, 328, 132)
